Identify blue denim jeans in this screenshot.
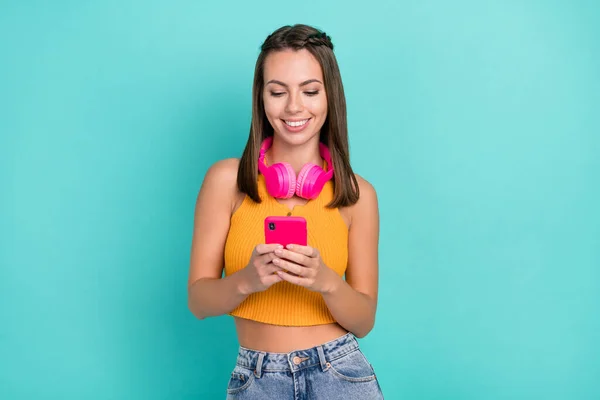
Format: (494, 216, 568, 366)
(225, 332, 384, 399)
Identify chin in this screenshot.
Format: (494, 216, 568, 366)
(275, 131, 318, 147)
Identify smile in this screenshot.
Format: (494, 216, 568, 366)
(283, 119, 310, 127)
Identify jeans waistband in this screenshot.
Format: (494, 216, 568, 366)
(236, 332, 359, 377)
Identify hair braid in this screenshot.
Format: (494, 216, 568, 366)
(304, 32, 334, 50)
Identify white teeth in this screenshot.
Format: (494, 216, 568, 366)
(284, 119, 309, 127)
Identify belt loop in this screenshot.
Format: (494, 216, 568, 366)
(317, 345, 329, 372)
(254, 352, 265, 378)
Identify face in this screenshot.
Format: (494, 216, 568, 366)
(262, 49, 328, 146)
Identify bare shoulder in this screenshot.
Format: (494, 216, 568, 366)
(202, 158, 240, 188)
(200, 157, 240, 197)
(355, 174, 377, 204)
(348, 174, 378, 227)
(337, 174, 377, 228)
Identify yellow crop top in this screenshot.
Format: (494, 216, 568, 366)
(223, 173, 349, 326)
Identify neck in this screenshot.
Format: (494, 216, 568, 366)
(267, 137, 323, 174)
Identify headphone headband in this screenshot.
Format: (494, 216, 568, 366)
(258, 136, 334, 178)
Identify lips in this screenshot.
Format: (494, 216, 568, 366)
(283, 118, 309, 126)
(281, 118, 311, 133)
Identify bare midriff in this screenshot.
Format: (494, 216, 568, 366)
(234, 316, 349, 353)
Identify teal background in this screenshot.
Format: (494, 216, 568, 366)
(1, 0, 599, 399)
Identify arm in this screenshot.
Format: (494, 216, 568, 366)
(188, 274, 249, 320)
(321, 177, 380, 338)
(273, 176, 380, 337)
(187, 158, 248, 319)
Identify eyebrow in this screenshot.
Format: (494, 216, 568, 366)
(266, 79, 323, 87)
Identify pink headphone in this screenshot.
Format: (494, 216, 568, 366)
(258, 136, 334, 200)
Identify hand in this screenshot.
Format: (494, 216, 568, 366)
(237, 244, 284, 295)
(272, 244, 341, 294)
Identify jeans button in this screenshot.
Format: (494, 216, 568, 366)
(293, 356, 302, 365)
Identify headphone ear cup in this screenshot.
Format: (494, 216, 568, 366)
(265, 162, 296, 199)
(296, 164, 325, 200)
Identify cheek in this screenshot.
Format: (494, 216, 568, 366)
(263, 98, 281, 120)
(310, 97, 328, 117)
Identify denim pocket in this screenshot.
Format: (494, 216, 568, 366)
(327, 349, 377, 383)
(226, 365, 255, 395)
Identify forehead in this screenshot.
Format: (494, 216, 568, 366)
(263, 49, 323, 83)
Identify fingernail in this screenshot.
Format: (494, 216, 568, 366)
(274, 249, 282, 255)
(286, 244, 293, 249)
(273, 258, 279, 264)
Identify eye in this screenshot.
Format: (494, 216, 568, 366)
(305, 91, 319, 96)
(270, 92, 285, 97)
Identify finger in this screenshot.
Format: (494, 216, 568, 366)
(273, 258, 307, 277)
(252, 253, 275, 270)
(285, 244, 318, 258)
(264, 262, 285, 275)
(274, 248, 310, 266)
(258, 252, 277, 264)
(255, 243, 284, 255)
(262, 273, 283, 287)
(266, 263, 301, 278)
(276, 270, 310, 286)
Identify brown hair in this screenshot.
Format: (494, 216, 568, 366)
(237, 24, 360, 208)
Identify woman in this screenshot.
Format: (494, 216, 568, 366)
(188, 24, 383, 399)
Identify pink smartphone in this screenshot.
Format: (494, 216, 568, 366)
(264, 216, 307, 247)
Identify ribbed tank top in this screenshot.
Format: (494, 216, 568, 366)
(224, 173, 349, 326)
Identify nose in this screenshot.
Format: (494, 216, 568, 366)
(285, 91, 304, 114)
